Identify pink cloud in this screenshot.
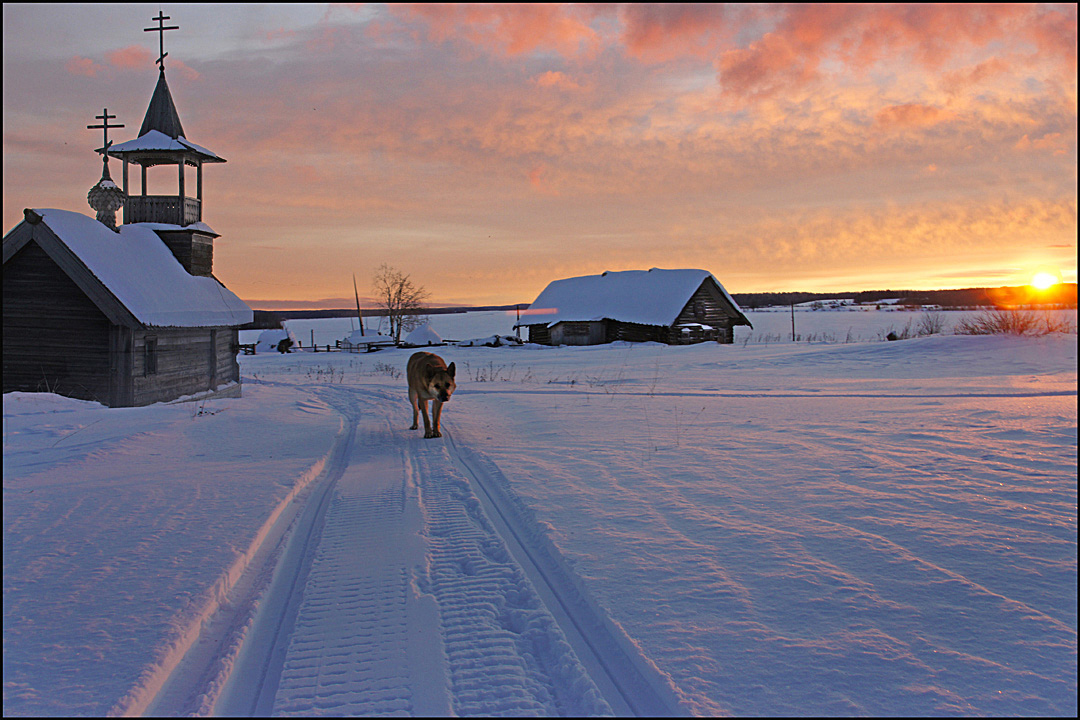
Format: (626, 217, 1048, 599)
(619, 3, 733, 62)
(1027, 4, 1078, 74)
(532, 70, 581, 91)
(710, 4, 1070, 102)
(105, 45, 152, 70)
(368, 3, 1073, 107)
(170, 59, 201, 82)
(265, 27, 298, 42)
(65, 56, 103, 77)
(388, 3, 598, 58)
(305, 23, 349, 53)
(941, 58, 1010, 94)
(717, 32, 810, 101)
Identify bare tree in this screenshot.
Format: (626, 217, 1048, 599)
(372, 263, 429, 344)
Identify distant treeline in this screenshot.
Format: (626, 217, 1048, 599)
(241, 286, 1077, 330)
(241, 304, 525, 330)
(731, 284, 1077, 311)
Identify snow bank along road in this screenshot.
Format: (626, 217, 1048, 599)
(157, 381, 688, 716)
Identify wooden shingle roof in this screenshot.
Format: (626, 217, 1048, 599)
(140, 68, 185, 139)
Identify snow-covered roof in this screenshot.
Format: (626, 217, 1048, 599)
(521, 268, 747, 328)
(404, 325, 443, 346)
(28, 209, 251, 328)
(132, 221, 218, 237)
(108, 129, 224, 163)
(255, 328, 298, 351)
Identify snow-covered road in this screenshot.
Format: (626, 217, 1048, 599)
(187, 382, 683, 716)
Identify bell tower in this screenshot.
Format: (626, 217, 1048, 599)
(107, 11, 225, 276)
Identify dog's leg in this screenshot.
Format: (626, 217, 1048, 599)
(430, 399, 443, 438)
(409, 390, 420, 430)
(419, 398, 433, 438)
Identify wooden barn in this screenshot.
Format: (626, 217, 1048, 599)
(518, 268, 752, 345)
(2, 12, 252, 407)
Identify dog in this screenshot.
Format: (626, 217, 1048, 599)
(407, 351, 457, 438)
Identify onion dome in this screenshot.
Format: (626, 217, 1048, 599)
(87, 157, 127, 231)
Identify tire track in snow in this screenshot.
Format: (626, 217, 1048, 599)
(212, 390, 360, 716)
(215, 382, 653, 716)
(443, 430, 689, 717)
(271, 386, 612, 716)
(267, 388, 454, 716)
(135, 402, 347, 717)
(272, 485, 415, 716)
(405, 439, 613, 717)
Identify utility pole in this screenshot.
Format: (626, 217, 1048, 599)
(353, 274, 365, 336)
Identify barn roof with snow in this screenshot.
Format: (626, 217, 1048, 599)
(523, 268, 749, 328)
(519, 268, 750, 345)
(4, 209, 251, 328)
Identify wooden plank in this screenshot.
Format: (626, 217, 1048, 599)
(3, 240, 113, 402)
(28, 224, 141, 328)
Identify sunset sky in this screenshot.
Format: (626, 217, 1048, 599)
(3, 3, 1076, 308)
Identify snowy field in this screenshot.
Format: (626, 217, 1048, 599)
(242, 306, 1079, 348)
(4, 310, 1077, 716)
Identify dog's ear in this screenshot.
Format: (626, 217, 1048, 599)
(447, 362, 456, 378)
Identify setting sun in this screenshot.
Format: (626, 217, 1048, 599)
(1031, 272, 1061, 290)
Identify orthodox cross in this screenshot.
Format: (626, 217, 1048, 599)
(144, 10, 179, 70)
(87, 108, 124, 156)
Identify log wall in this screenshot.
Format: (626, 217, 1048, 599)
(673, 281, 738, 343)
(3, 241, 113, 402)
(130, 326, 239, 406)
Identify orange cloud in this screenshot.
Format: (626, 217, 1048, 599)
(528, 162, 558, 194)
(941, 58, 1010, 94)
(875, 104, 954, 129)
(1015, 132, 1069, 155)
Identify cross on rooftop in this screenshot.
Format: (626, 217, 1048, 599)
(144, 10, 179, 70)
(87, 108, 124, 156)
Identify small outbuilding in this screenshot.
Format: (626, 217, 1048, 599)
(3, 209, 252, 406)
(2, 12, 252, 407)
(518, 268, 751, 345)
(403, 324, 444, 347)
(255, 327, 299, 354)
